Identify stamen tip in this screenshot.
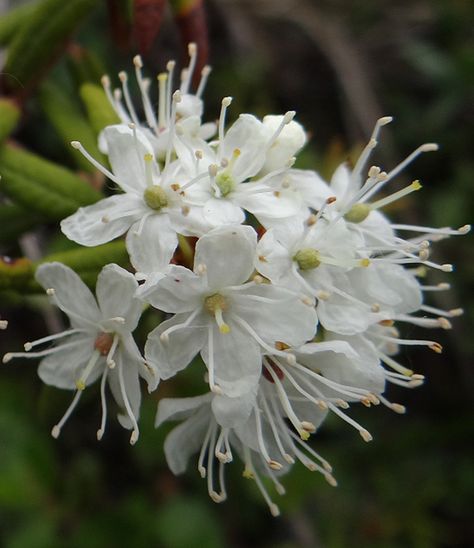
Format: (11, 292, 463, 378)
(24, 342, 32, 351)
(270, 504, 280, 517)
(283, 110, 296, 123)
(378, 116, 393, 125)
(51, 425, 60, 439)
(360, 429, 373, 442)
(70, 141, 81, 149)
(325, 474, 338, 487)
(459, 224, 471, 234)
(133, 54, 143, 68)
(421, 143, 439, 152)
(391, 403, 406, 414)
(97, 429, 104, 441)
(221, 96, 232, 107)
(0, 320, 7, 330)
(46, 288, 55, 296)
(130, 429, 139, 445)
(441, 264, 454, 272)
(2, 353, 13, 364)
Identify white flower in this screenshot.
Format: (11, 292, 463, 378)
(258, 114, 307, 175)
(155, 382, 332, 516)
(256, 216, 385, 334)
(100, 43, 215, 160)
(61, 122, 211, 270)
(174, 102, 303, 226)
(2, 262, 157, 443)
(144, 225, 317, 397)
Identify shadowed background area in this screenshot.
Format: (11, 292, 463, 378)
(0, 0, 472, 546)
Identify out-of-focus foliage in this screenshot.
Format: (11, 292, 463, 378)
(0, 0, 472, 547)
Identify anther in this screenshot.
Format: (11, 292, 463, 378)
(0, 320, 7, 330)
(360, 429, 373, 442)
(133, 54, 143, 68)
(46, 288, 55, 296)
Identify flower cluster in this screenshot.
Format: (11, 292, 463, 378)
(3, 44, 469, 515)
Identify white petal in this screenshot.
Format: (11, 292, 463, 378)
(121, 333, 158, 392)
(203, 197, 245, 227)
(211, 389, 258, 428)
(260, 116, 307, 174)
(164, 407, 212, 475)
(103, 124, 155, 192)
(38, 334, 96, 389)
(143, 265, 205, 313)
(107, 349, 141, 429)
(36, 263, 101, 327)
(61, 194, 145, 247)
(330, 162, 351, 198)
(155, 393, 212, 427)
(201, 321, 261, 397)
(194, 225, 257, 289)
(126, 213, 178, 276)
(236, 182, 301, 220)
(222, 114, 267, 181)
(145, 313, 207, 379)
(231, 284, 318, 347)
(96, 264, 141, 331)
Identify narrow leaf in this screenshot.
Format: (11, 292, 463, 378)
(0, 1, 37, 46)
(0, 98, 21, 144)
(39, 82, 105, 172)
(79, 83, 120, 136)
(0, 143, 101, 208)
(2, 0, 98, 95)
(0, 203, 43, 244)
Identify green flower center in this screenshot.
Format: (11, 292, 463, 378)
(204, 293, 228, 313)
(343, 203, 370, 223)
(294, 248, 321, 270)
(144, 185, 169, 210)
(215, 172, 235, 197)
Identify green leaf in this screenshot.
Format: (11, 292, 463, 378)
(37, 241, 129, 275)
(0, 98, 21, 144)
(79, 83, 120, 136)
(3, 0, 98, 93)
(0, 1, 37, 46)
(0, 203, 43, 244)
(40, 82, 105, 171)
(0, 257, 34, 290)
(0, 143, 101, 219)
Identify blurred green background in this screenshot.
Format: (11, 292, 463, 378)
(0, 0, 473, 546)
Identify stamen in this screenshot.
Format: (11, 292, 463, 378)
(157, 73, 168, 130)
(255, 405, 282, 470)
(196, 65, 212, 98)
(133, 55, 157, 129)
(218, 97, 232, 161)
(71, 141, 121, 185)
(51, 390, 83, 439)
(75, 350, 101, 390)
(24, 328, 80, 351)
(181, 42, 197, 94)
(197, 422, 213, 478)
(117, 355, 140, 445)
(96, 366, 109, 440)
(0, 320, 7, 330)
(118, 70, 140, 125)
(165, 60, 176, 123)
(350, 116, 393, 187)
(369, 180, 422, 210)
(3, 338, 84, 363)
(243, 447, 280, 517)
(265, 111, 296, 151)
(207, 326, 222, 394)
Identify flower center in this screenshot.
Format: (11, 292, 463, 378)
(144, 185, 169, 210)
(343, 203, 370, 223)
(94, 332, 114, 356)
(215, 172, 235, 197)
(204, 293, 230, 333)
(293, 248, 321, 270)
